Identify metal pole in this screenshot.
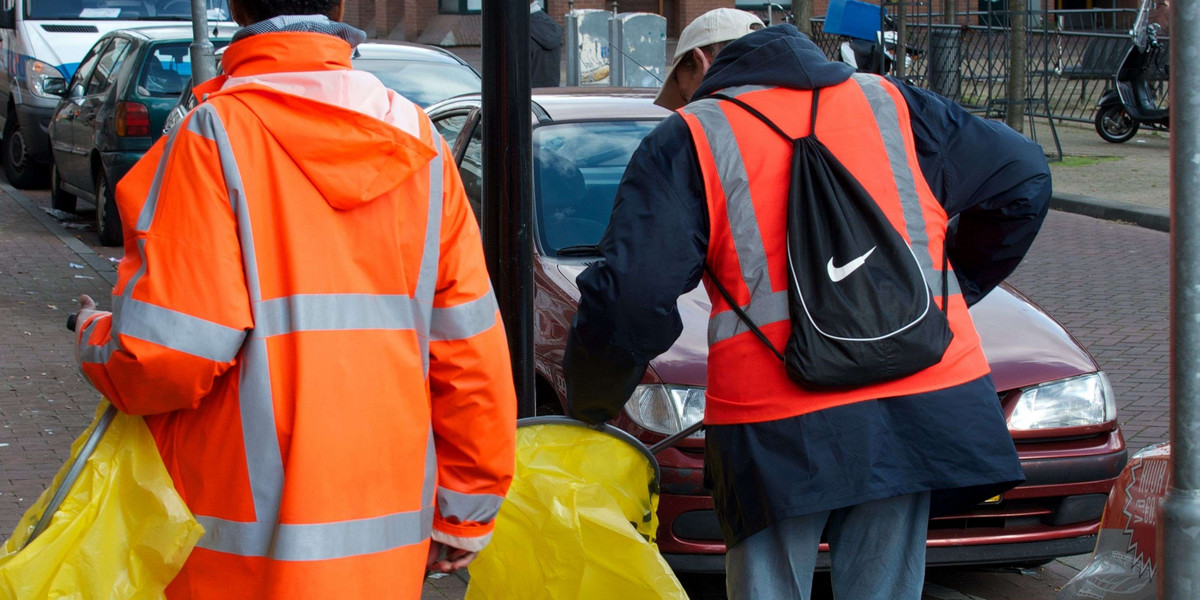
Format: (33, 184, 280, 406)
(1160, 0, 1200, 592)
(567, 1, 580, 86)
(896, 0, 907, 78)
(189, 0, 216, 83)
(609, 2, 623, 87)
(481, 1, 536, 419)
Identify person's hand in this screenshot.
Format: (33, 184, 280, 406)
(426, 541, 477, 574)
(75, 295, 100, 332)
(72, 295, 102, 365)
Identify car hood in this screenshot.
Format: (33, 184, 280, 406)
(18, 20, 121, 77)
(557, 263, 1097, 392)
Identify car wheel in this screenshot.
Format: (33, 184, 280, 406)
(50, 162, 76, 213)
(95, 171, 123, 247)
(3, 114, 50, 189)
(1094, 104, 1139, 143)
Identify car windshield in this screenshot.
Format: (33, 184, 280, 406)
(533, 120, 660, 257)
(27, 0, 230, 20)
(353, 59, 479, 108)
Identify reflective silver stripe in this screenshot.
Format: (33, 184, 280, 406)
(116, 123, 185, 333)
(133, 115, 185, 233)
(252, 294, 420, 338)
(195, 105, 286, 526)
(244, 292, 496, 340)
(708, 290, 789, 345)
(852, 74, 960, 299)
(238, 337, 285, 524)
(429, 289, 499, 342)
(187, 104, 244, 215)
(191, 104, 261, 302)
(682, 99, 777, 302)
(106, 298, 244, 361)
(721, 84, 774, 98)
(77, 312, 107, 365)
(436, 487, 504, 524)
(194, 506, 434, 561)
(416, 129, 444, 375)
(423, 427, 437, 507)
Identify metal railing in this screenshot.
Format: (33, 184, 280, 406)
(809, 8, 1168, 124)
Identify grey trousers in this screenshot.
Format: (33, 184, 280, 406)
(724, 491, 932, 600)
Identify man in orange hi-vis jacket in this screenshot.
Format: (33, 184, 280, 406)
(69, 0, 516, 596)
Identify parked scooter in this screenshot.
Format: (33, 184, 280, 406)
(1094, 0, 1169, 143)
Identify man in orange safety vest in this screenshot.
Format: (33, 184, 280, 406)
(71, 0, 516, 597)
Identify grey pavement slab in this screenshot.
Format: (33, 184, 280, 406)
(1041, 120, 1170, 230)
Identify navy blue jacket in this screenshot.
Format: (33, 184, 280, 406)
(564, 25, 1046, 544)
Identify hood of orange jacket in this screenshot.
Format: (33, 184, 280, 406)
(195, 32, 438, 211)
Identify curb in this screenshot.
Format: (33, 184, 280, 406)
(1051, 193, 1170, 233)
(1, 181, 120, 286)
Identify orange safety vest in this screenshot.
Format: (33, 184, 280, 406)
(75, 33, 516, 599)
(680, 75, 991, 426)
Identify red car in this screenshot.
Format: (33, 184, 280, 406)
(427, 89, 1128, 571)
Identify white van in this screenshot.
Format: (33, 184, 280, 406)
(0, 0, 230, 187)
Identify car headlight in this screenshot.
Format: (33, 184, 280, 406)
(624, 384, 705, 438)
(26, 59, 66, 98)
(1008, 372, 1116, 431)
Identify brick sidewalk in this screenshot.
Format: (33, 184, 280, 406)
(0, 185, 113, 529)
(1007, 209, 1169, 453)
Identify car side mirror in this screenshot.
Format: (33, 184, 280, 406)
(44, 79, 67, 97)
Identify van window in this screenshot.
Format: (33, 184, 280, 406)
(26, 0, 230, 20)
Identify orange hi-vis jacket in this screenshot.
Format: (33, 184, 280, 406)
(680, 75, 991, 426)
(74, 32, 516, 599)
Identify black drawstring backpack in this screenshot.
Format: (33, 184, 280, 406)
(705, 89, 954, 389)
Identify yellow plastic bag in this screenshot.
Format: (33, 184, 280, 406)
(466, 419, 687, 600)
(0, 401, 204, 599)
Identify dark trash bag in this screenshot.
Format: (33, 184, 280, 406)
(707, 90, 953, 388)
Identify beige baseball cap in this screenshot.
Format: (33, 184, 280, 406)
(655, 8, 765, 110)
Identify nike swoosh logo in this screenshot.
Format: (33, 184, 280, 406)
(827, 247, 877, 282)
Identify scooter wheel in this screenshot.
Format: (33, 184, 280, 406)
(1095, 104, 1139, 143)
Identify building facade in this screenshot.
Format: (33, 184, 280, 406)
(341, 0, 763, 43)
(341, 0, 1139, 46)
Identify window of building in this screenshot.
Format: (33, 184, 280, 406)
(439, 0, 480, 14)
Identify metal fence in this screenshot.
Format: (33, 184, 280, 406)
(802, 8, 1169, 124)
